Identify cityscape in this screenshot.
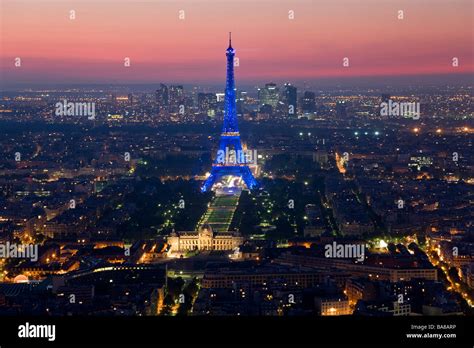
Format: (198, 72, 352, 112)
(0, 0, 473, 345)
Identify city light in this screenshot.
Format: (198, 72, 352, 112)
(0, 5, 471, 340)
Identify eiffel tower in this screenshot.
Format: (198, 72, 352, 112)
(201, 33, 258, 192)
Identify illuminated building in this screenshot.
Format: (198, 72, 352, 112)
(316, 297, 352, 316)
(198, 93, 217, 116)
(302, 91, 316, 113)
(201, 33, 258, 192)
(167, 225, 243, 253)
(169, 85, 184, 112)
(258, 83, 279, 109)
(156, 83, 169, 108)
(283, 83, 297, 117)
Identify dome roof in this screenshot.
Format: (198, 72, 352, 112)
(199, 224, 214, 238)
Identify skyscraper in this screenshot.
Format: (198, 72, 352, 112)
(336, 101, 347, 118)
(156, 84, 169, 109)
(283, 83, 297, 117)
(302, 91, 316, 114)
(169, 85, 184, 112)
(201, 33, 258, 192)
(258, 83, 279, 111)
(236, 90, 248, 115)
(198, 93, 217, 116)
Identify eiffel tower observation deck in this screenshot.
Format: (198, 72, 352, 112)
(201, 33, 258, 192)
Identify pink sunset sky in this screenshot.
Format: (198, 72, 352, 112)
(0, 0, 473, 86)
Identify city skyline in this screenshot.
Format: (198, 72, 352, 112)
(0, 1, 472, 345)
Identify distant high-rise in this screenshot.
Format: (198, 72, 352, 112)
(283, 83, 297, 117)
(198, 93, 217, 116)
(336, 101, 347, 118)
(236, 91, 248, 115)
(216, 93, 225, 102)
(169, 85, 184, 112)
(302, 91, 316, 113)
(258, 83, 279, 110)
(156, 84, 169, 108)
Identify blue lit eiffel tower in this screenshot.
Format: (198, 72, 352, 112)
(201, 33, 258, 192)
